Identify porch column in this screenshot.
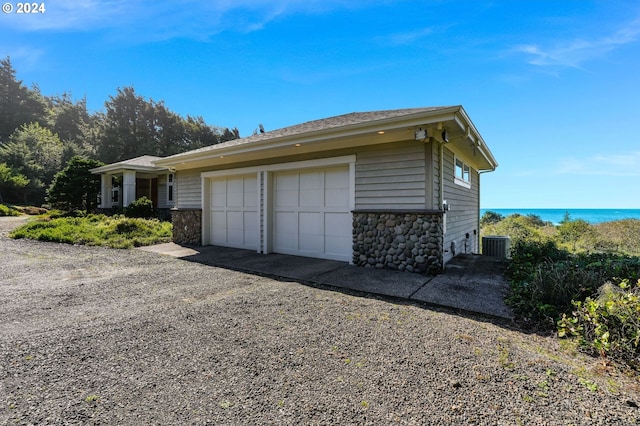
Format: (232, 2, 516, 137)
(122, 170, 136, 207)
(99, 174, 112, 208)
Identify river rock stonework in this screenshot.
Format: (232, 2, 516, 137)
(352, 211, 444, 275)
(171, 209, 202, 246)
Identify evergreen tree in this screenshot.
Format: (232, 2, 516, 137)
(0, 57, 47, 143)
(47, 156, 103, 211)
(98, 86, 155, 163)
(0, 123, 64, 204)
(48, 93, 91, 143)
(155, 102, 188, 156)
(0, 162, 29, 204)
(220, 127, 240, 143)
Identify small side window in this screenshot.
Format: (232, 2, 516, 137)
(454, 157, 471, 189)
(167, 173, 175, 202)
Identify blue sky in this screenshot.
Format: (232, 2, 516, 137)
(2, 0, 639, 208)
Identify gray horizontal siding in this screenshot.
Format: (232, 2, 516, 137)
(430, 141, 440, 209)
(176, 169, 203, 209)
(441, 147, 480, 262)
(157, 174, 169, 209)
(355, 142, 427, 209)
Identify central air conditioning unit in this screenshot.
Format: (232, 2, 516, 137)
(482, 236, 511, 258)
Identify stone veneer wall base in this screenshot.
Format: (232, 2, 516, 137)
(171, 209, 202, 246)
(352, 211, 444, 275)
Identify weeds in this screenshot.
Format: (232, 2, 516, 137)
(0, 203, 21, 216)
(9, 214, 172, 248)
(499, 221, 640, 371)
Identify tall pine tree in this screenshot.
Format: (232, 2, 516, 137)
(0, 57, 47, 143)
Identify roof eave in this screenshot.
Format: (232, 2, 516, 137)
(90, 164, 169, 174)
(154, 106, 466, 168)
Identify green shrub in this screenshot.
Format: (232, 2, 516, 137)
(555, 217, 595, 252)
(507, 240, 640, 331)
(0, 204, 20, 216)
(480, 211, 504, 226)
(124, 196, 154, 219)
(558, 279, 640, 369)
(591, 219, 640, 256)
(482, 214, 555, 247)
(10, 214, 172, 249)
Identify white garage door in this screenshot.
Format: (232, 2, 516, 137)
(273, 166, 351, 261)
(210, 175, 259, 250)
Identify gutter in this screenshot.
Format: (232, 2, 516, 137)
(154, 107, 467, 168)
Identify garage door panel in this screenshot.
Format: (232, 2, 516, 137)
(325, 187, 349, 208)
(244, 190, 257, 207)
(274, 211, 297, 251)
(325, 168, 349, 207)
(299, 212, 322, 234)
(211, 212, 227, 243)
(325, 212, 350, 236)
(325, 235, 351, 258)
(273, 166, 351, 261)
(209, 175, 258, 250)
(300, 189, 323, 207)
(211, 180, 227, 206)
(325, 167, 349, 187)
(299, 236, 324, 253)
(227, 210, 244, 231)
(244, 212, 259, 246)
(300, 172, 324, 207)
(226, 178, 244, 207)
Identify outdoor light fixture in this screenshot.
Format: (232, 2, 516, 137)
(414, 127, 427, 141)
(441, 129, 449, 143)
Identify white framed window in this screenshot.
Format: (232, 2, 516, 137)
(112, 185, 120, 203)
(167, 173, 175, 202)
(454, 157, 471, 189)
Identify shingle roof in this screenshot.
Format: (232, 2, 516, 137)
(117, 155, 163, 168)
(90, 155, 166, 173)
(161, 106, 455, 160)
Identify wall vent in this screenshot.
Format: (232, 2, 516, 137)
(482, 236, 511, 258)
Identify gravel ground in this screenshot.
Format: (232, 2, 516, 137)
(1, 217, 639, 425)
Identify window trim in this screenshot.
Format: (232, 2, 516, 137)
(454, 157, 471, 189)
(167, 173, 175, 203)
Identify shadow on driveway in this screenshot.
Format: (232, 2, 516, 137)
(137, 243, 514, 320)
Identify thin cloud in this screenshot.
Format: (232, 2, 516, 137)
(0, 46, 44, 70)
(1, 0, 366, 39)
(556, 151, 640, 176)
(514, 16, 640, 69)
(381, 27, 435, 46)
(1, 0, 131, 31)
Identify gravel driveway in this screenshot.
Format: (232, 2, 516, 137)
(1, 218, 639, 425)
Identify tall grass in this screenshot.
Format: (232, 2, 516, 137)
(9, 214, 172, 249)
(484, 212, 640, 369)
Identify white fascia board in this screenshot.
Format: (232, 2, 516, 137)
(90, 165, 166, 174)
(454, 107, 498, 171)
(201, 155, 356, 179)
(156, 108, 464, 168)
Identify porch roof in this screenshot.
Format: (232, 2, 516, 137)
(90, 155, 169, 174)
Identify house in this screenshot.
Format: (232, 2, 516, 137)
(95, 106, 498, 274)
(91, 155, 175, 218)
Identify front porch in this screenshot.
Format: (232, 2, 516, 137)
(90, 155, 175, 211)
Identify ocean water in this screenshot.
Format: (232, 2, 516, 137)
(480, 209, 640, 225)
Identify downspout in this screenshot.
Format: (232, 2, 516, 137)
(439, 141, 445, 271)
